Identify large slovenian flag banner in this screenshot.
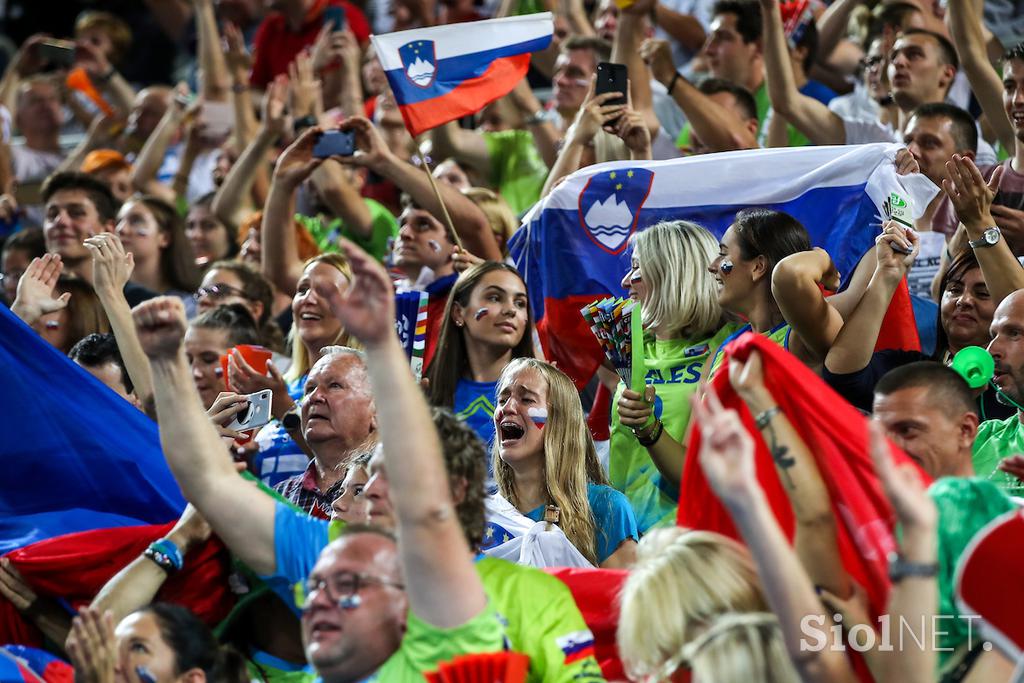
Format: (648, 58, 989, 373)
(371, 13, 553, 137)
(509, 142, 939, 387)
(0, 307, 234, 643)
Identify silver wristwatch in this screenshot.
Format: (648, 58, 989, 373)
(968, 227, 1001, 249)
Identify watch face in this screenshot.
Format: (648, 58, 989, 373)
(986, 229, 1000, 244)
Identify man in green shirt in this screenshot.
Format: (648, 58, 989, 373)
(973, 289, 1024, 493)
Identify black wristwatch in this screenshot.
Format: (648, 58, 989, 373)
(282, 405, 302, 431)
(887, 551, 938, 582)
(293, 115, 317, 134)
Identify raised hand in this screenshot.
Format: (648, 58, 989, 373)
(165, 503, 213, 553)
(314, 238, 396, 348)
(223, 22, 253, 81)
(226, 349, 292, 418)
(261, 74, 290, 139)
(11, 254, 70, 325)
(873, 220, 919, 278)
(728, 348, 772, 406)
(206, 391, 251, 442)
(867, 420, 936, 530)
(943, 154, 1003, 232)
(568, 78, 625, 148)
(84, 233, 134, 297)
(615, 106, 651, 158)
(66, 607, 117, 683)
(289, 49, 322, 120)
(132, 296, 188, 360)
(692, 384, 757, 505)
(338, 115, 392, 170)
(74, 39, 112, 79)
(451, 245, 484, 273)
(272, 126, 325, 188)
(638, 39, 677, 87)
(894, 148, 920, 176)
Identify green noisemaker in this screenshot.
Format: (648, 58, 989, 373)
(950, 346, 995, 389)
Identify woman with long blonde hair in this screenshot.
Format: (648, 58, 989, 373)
(493, 358, 638, 567)
(612, 220, 733, 532)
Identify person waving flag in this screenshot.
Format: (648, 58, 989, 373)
(371, 13, 553, 137)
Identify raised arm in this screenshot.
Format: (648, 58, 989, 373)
(430, 122, 491, 178)
(10, 254, 71, 333)
(947, 0, 1015, 154)
(212, 76, 289, 230)
(507, 77, 560, 169)
(262, 127, 325, 296)
(640, 38, 757, 151)
(84, 233, 155, 408)
(310, 160, 374, 240)
(316, 239, 487, 628)
(342, 116, 502, 261)
(771, 248, 845, 362)
(132, 296, 276, 575)
(825, 223, 919, 375)
(131, 94, 187, 200)
(729, 350, 851, 597)
(223, 22, 259, 150)
(693, 385, 857, 683)
(193, 0, 231, 102)
(90, 505, 211, 623)
(613, 11, 656, 136)
(865, 421, 937, 683)
(945, 155, 1024, 304)
(814, 0, 860, 72)
(759, 0, 845, 145)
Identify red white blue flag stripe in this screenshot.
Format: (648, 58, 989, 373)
(371, 13, 553, 137)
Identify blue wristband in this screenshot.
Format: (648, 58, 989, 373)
(147, 539, 184, 572)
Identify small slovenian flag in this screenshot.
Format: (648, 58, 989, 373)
(371, 13, 553, 137)
(556, 629, 596, 665)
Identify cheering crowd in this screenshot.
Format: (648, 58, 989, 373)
(2, 0, 1024, 681)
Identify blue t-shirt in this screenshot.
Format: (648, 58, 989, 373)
(527, 483, 638, 565)
(263, 501, 328, 613)
(252, 375, 309, 487)
(454, 378, 498, 488)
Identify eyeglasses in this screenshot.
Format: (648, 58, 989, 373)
(298, 571, 405, 608)
(194, 283, 250, 301)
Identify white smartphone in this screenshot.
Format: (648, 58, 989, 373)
(225, 389, 273, 432)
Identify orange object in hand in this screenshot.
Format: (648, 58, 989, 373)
(65, 67, 114, 116)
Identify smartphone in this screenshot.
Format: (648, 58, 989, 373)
(225, 389, 274, 432)
(595, 62, 628, 123)
(38, 40, 76, 68)
(199, 100, 234, 140)
(323, 5, 347, 31)
(313, 130, 356, 158)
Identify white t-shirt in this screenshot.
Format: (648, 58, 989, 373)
(906, 230, 946, 299)
(842, 116, 998, 167)
(10, 144, 63, 182)
(657, 0, 716, 68)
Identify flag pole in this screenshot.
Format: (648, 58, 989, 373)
(415, 135, 464, 249)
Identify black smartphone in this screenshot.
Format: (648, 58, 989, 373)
(595, 62, 628, 109)
(38, 40, 76, 68)
(323, 5, 347, 31)
(313, 130, 356, 158)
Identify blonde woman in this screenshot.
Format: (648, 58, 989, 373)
(683, 613, 798, 683)
(462, 187, 519, 256)
(228, 253, 356, 489)
(493, 358, 638, 567)
(612, 221, 734, 532)
(617, 528, 768, 681)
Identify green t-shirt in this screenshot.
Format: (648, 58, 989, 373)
(930, 477, 1016, 669)
(708, 322, 792, 377)
(971, 413, 1024, 493)
(675, 81, 810, 150)
(477, 557, 605, 683)
(483, 129, 549, 215)
(370, 603, 507, 682)
(297, 198, 398, 262)
(610, 325, 737, 532)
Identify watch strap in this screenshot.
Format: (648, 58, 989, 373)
(968, 227, 1000, 249)
(888, 552, 938, 582)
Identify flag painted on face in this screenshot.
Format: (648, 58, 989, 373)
(509, 143, 938, 387)
(371, 13, 553, 137)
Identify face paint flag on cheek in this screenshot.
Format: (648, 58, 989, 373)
(474, 307, 489, 321)
(527, 406, 548, 430)
(720, 260, 733, 274)
(427, 239, 442, 252)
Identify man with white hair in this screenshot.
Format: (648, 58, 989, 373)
(273, 346, 377, 518)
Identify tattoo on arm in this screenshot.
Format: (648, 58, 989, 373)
(764, 421, 796, 489)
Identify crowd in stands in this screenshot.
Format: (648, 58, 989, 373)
(2, 0, 1024, 680)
